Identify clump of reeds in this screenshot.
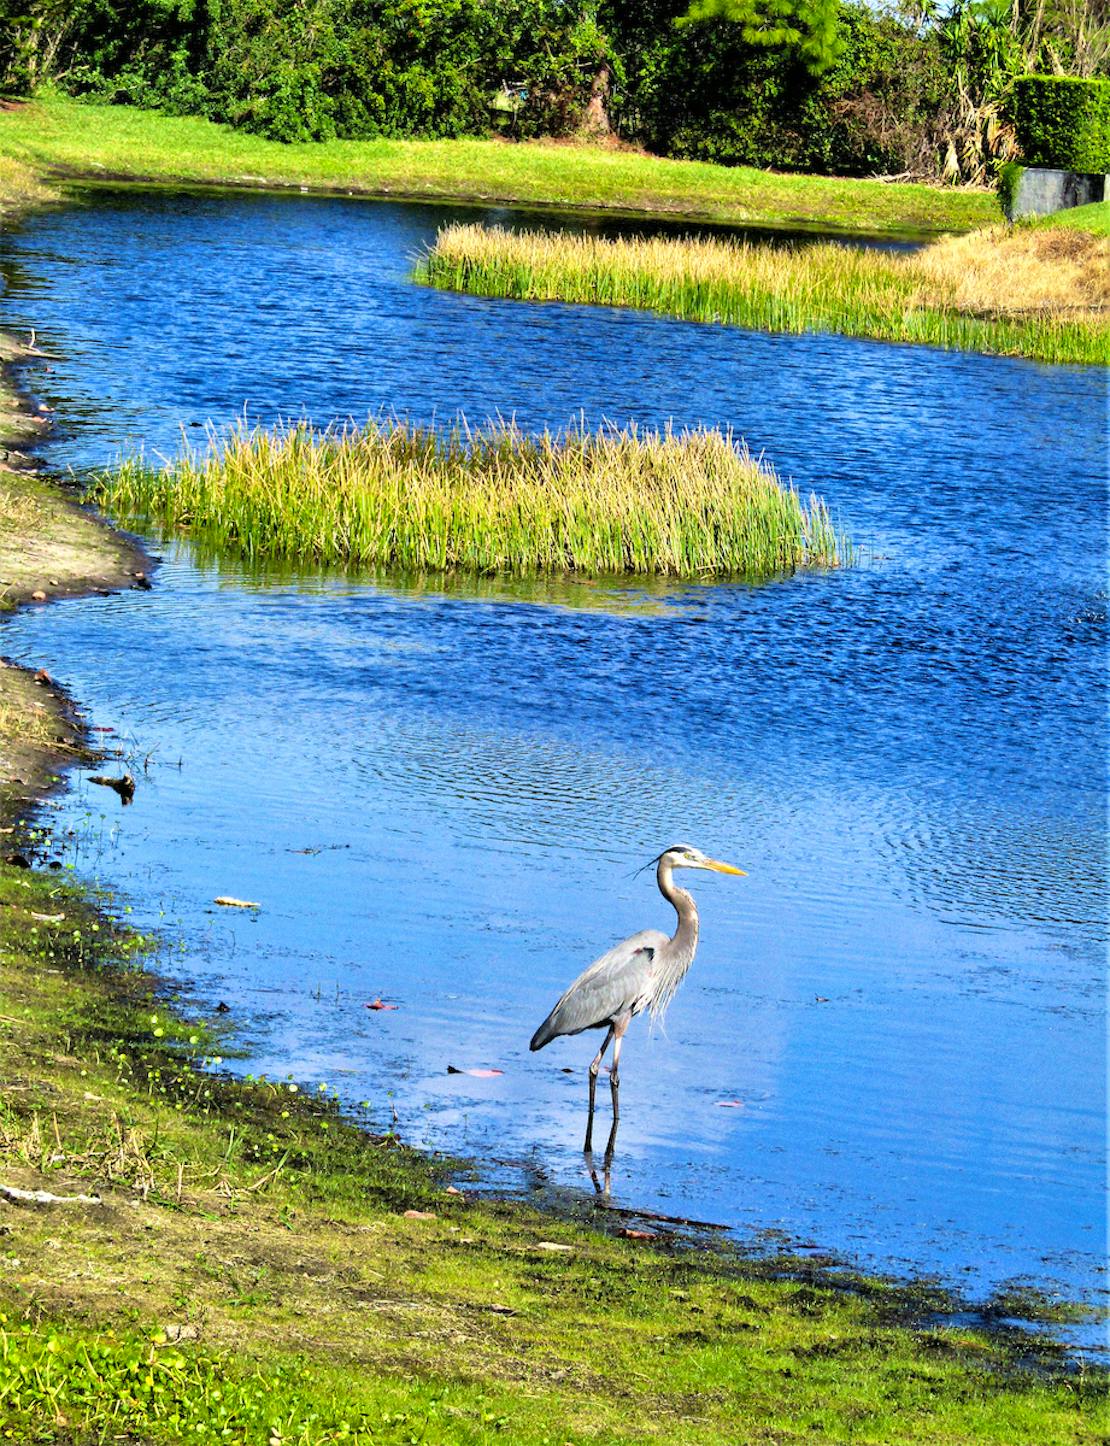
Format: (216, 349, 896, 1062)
(94, 417, 850, 580)
(417, 223, 1108, 366)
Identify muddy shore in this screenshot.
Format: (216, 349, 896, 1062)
(0, 329, 152, 821)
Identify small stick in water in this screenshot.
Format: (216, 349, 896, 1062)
(88, 773, 135, 804)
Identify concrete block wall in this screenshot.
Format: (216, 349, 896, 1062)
(1009, 166, 1108, 220)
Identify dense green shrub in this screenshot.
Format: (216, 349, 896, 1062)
(996, 159, 1024, 216)
(604, 0, 948, 177)
(1011, 75, 1110, 172)
(0, 0, 614, 142)
(10, 0, 1100, 184)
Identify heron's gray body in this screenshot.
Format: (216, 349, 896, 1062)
(529, 844, 743, 1157)
(529, 927, 672, 1051)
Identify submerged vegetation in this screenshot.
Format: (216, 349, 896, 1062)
(95, 418, 850, 580)
(419, 222, 1110, 365)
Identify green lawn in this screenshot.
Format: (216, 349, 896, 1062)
(0, 93, 999, 237)
(1039, 200, 1110, 236)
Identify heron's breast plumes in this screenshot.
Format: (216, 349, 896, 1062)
(647, 931, 698, 1027)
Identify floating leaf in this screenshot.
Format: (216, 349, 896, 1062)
(214, 897, 260, 909)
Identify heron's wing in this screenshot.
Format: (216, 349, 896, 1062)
(529, 929, 670, 1051)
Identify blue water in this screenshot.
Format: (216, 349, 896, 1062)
(2, 191, 1106, 1335)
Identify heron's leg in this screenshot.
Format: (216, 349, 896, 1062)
(604, 1014, 631, 1159)
(585, 1025, 615, 1154)
(587, 1155, 612, 1198)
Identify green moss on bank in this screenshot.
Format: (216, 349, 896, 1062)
(0, 861, 1105, 1444)
(0, 94, 998, 238)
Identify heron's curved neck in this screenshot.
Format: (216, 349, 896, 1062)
(657, 859, 699, 949)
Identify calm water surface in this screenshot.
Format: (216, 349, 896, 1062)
(1, 193, 1106, 1332)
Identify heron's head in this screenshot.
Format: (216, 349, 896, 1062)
(660, 843, 746, 876)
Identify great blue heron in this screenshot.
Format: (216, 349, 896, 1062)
(530, 843, 746, 1156)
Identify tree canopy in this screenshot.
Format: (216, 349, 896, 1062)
(680, 0, 843, 76)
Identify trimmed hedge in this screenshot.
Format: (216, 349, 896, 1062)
(1011, 75, 1110, 173)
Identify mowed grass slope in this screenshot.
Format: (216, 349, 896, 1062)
(0, 861, 1106, 1444)
(419, 223, 1110, 365)
(0, 93, 998, 236)
(1041, 200, 1110, 236)
(95, 417, 851, 579)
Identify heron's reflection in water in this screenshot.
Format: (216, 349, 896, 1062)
(586, 1151, 613, 1198)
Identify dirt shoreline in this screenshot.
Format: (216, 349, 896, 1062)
(0, 328, 153, 821)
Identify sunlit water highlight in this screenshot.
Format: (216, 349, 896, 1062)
(1, 191, 1105, 1339)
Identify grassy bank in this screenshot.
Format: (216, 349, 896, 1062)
(94, 418, 850, 580)
(0, 333, 150, 819)
(419, 223, 1109, 366)
(0, 152, 54, 217)
(0, 94, 999, 238)
(1042, 201, 1110, 236)
(1, 858, 1106, 1445)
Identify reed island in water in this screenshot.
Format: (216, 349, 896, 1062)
(96, 417, 850, 580)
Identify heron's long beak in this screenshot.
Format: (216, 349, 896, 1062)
(705, 858, 746, 876)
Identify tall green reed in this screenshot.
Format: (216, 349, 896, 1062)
(94, 417, 851, 581)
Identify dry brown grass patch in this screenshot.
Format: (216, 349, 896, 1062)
(0, 665, 64, 757)
(912, 225, 1110, 320)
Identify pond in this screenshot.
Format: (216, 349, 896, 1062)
(1, 190, 1106, 1339)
